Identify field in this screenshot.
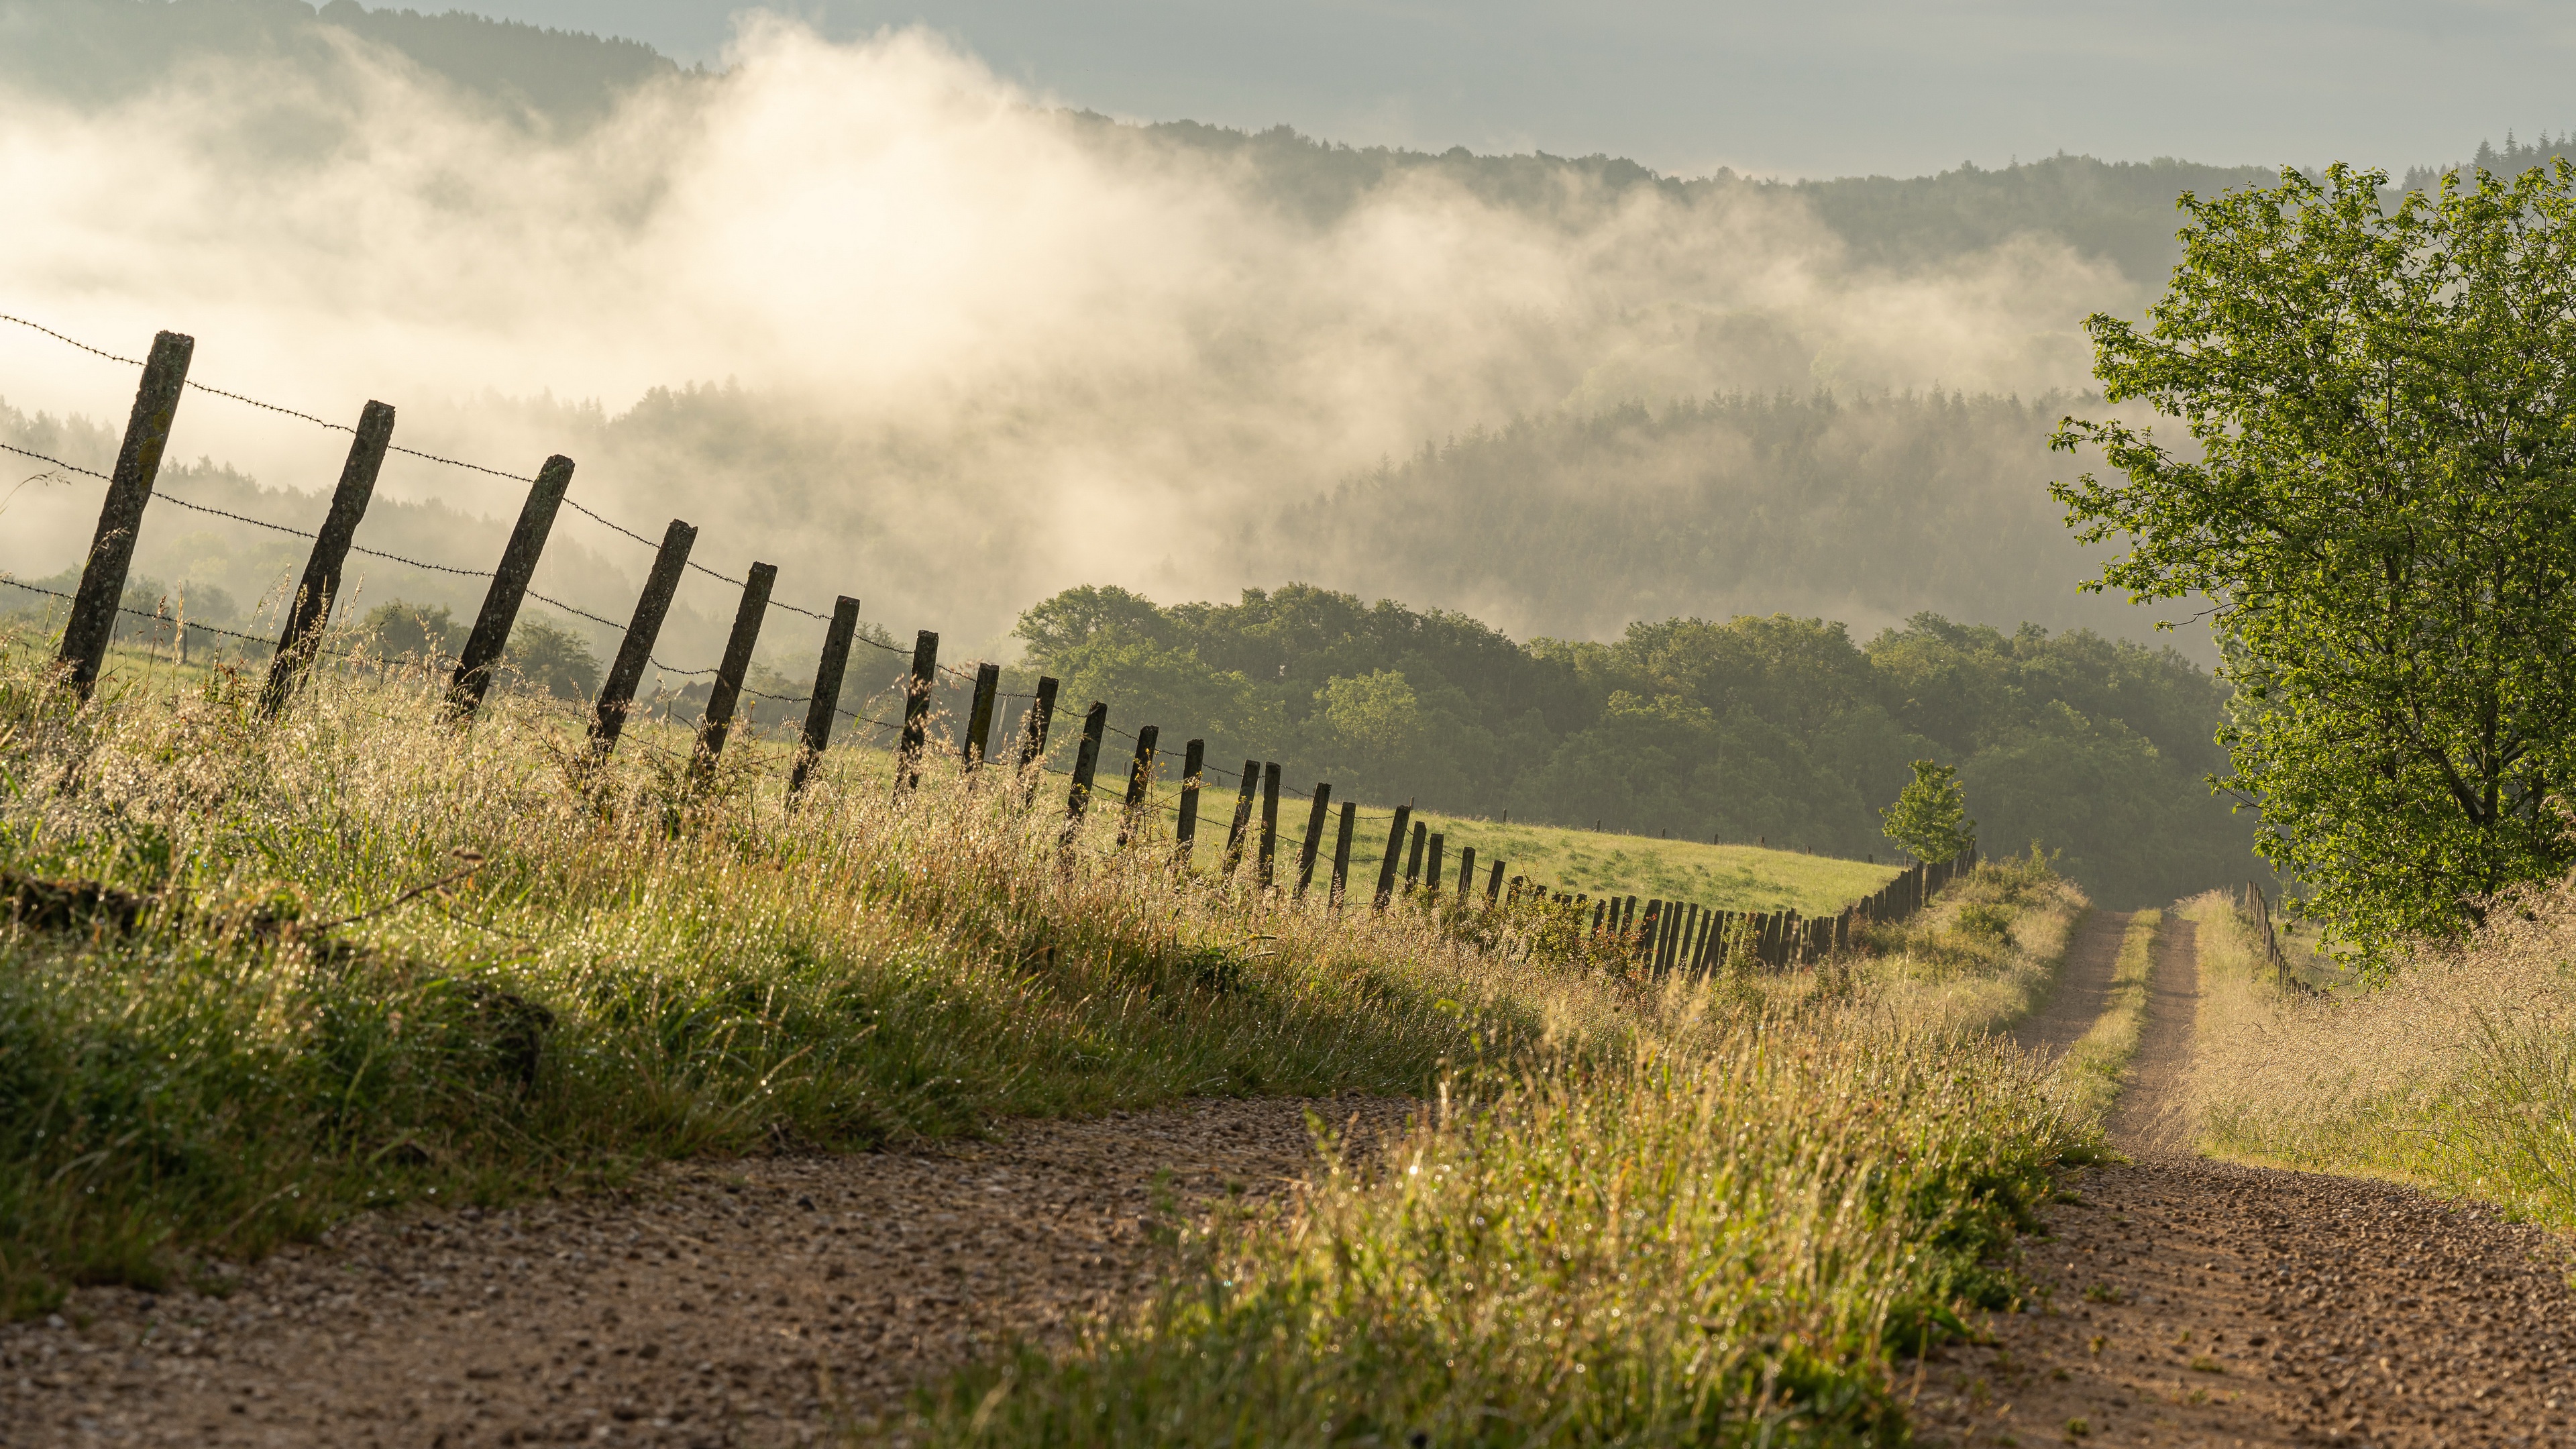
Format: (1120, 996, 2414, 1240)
(0, 634, 2094, 1442)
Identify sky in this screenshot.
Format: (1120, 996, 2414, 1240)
(449, 0, 2571, 178)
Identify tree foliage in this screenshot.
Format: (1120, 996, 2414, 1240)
(2053, 161, 2576, 955)
(1880, 760, 1974, 864)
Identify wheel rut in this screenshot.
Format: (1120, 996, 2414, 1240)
(1918, 908, 2576, 1448)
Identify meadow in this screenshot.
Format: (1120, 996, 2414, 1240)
(0, 634, 2098, 1442)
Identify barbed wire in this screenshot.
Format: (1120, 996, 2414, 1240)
(349, 543, 492, 579)
(523, 590, 628, 633)
(0, 574, 277, 645)
(388, 444, 532, 484)
(1, 441, 111, 482)
(5, 315, 1440, 837)
(0, 314, 140, 367)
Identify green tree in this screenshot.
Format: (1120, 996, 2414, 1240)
(2053, 162, 2576, 957)
(503, 616, 601, 701)
(1881, 759, 1974, 864)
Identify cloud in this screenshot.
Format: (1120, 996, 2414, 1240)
(0, 14, 2137, 659)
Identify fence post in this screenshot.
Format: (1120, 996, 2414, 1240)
(690, 561, 775, 778)
(588, 519, 698, 760)
(1404, 821, 1428, 894)
(59, 331, 193, 697)
(1063, 702, 1109, 830)
(1331, 800, 1355, 905)
(447, 455, 574, 719)
(786, 594, 861, 798)
(961, 662, 1002, 768)
(895, 629, 939, 791)
(1015, 676, 1060, 801)
(1175, 739, 1205, 863)
(1221, 761, 1259, 874)
(1294, 783, 1332, 898)
(261, 398, 394, 715)
(1637, 900, 1661, 963)
(1456, 846, 1476, 906)
(1487, 859, 1505, 902)
(1425, 833, 1447, 904)
(1116, 724, 1159, 847)
(1373, 805, 1412, 908)
(1256, 763, 1282, 888)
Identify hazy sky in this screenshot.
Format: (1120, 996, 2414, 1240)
(451, 0, 2567, 178)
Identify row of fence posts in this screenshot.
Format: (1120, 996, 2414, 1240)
(1513, 844, 1983, 973)
(48, 331, 865, 794)
(2243, 879, 2294, 989)
(42, 329, 1984, 949)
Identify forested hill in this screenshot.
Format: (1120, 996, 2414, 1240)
(1013, 582, 2261, 910)
(1119, 119, 2279, 288)
(1257, 390, 2187, 651)
(1, 0, 682, 124)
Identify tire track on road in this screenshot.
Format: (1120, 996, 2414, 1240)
(1919, 910, 2576, 1448)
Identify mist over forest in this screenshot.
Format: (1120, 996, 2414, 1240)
(1, 0, 2524, 902)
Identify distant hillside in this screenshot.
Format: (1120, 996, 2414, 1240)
(1254, 390, 2190, 654)
(1, 0, 682, 124)
(1120, 119, 2279, 288)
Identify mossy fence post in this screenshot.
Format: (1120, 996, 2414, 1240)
(690, 561, 775, 780)
(59, 330, 192, 698)
(961, 662, 1001, 769)
(1256, 763, 1281, 888)
(446, 455, 574, 720)
(1221, 761, 1258, 875)
(1015, 676, 1060, 802)
(1294, 783, 1332, 898)
(588, 519, 698, 761)
(1330, 800, 1355, 905)
(1175, 739, 1205, 862)
(1063, 702, 1109, 838)
(1116, 725, 1158, 847)
(895, 629, 939, 792)
(1373, 805, 1412, 909)
(261, 398, 393, 716)
(785, 594, 861, 798)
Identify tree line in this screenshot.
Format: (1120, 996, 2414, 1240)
(1013, 582, 2259, 909)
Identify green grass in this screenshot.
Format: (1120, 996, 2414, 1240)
(1397, 812, 1900, 914)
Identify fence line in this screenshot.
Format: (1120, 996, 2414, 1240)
(6, 314, 1984, 958)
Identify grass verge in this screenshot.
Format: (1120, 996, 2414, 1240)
(2053, 910, 2159, 1120)
(1844, 849, 2088, 1039)
(2185, 888, 2576, 1230)
(905, 991, 2089, 1447)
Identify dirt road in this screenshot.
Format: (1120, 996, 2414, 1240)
(0, 1097, 1413, 1448)
(1920, 912, 2576, 1448)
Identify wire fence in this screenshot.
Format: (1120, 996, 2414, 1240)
(2, 313, 1964, 965)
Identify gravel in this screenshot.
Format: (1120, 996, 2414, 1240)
(0, 1095, 1415, 1447)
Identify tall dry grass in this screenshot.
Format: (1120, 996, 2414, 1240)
(2188, 885, 2576, 1228)
(1847, 849, 2088, 1039)
(0, 635, 1623, 1313)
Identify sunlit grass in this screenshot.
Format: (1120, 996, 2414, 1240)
(0, 635, 1623, 1316)
(906, 989, 2090, 1448)
(2186, 888, 2576, 1230)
